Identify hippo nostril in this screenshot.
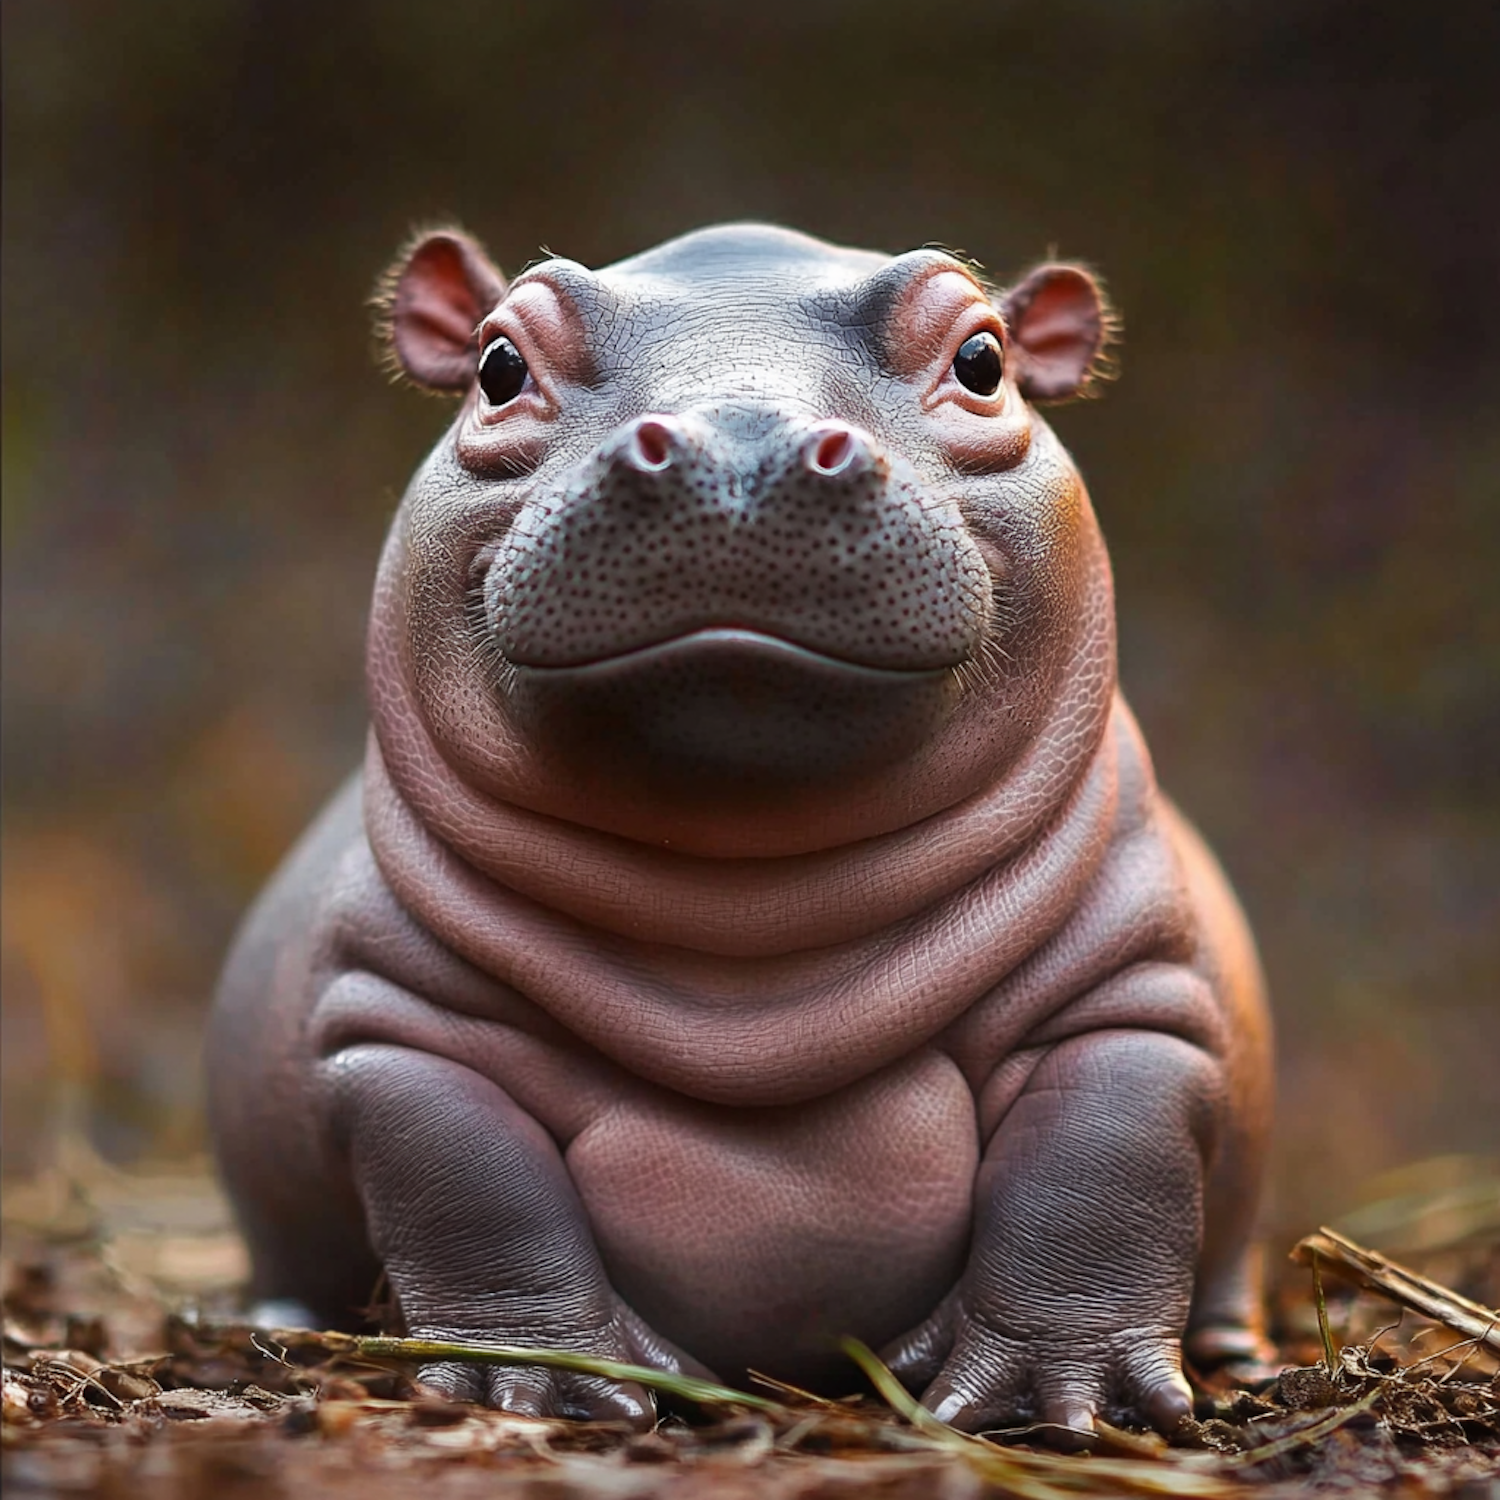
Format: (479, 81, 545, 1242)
(808, 426, 859, 477)
(631, 419, 676, 472)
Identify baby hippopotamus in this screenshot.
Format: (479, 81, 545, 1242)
(208, 223, 1273, 1439)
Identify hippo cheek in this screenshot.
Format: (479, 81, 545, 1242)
(506, 629, 962, 791)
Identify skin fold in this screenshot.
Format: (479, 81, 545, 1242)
(207, 223, 1274, 1441)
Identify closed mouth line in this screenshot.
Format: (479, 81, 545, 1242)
(507, 627, 955, 678)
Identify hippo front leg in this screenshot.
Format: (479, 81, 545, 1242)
(883, 1029, 1223, 1441)
(324, 1041, 700, 1425)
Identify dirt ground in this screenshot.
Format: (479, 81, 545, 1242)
(3, 1159, 1496, 1499)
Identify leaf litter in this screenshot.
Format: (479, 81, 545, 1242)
(2, 1159, 1496, 1498)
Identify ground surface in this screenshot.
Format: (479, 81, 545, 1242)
(2, 1160, 1496, 1498)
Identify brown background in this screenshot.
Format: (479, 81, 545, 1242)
(3, 0, 1496, 1240)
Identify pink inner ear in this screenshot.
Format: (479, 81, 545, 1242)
(392, 235, 506, 392)
(1005, 268, 1104, 402)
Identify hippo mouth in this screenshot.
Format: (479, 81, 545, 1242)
(505, 624, 960, 788)
(507, 626, 954, 677)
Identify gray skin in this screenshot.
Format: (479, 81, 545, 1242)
(208, 223, 1273, 1442)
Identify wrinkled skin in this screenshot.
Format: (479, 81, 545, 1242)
(208, 224, 1273, 1442)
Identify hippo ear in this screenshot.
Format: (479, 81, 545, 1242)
(1001, 264, 1118, 402)
(374, 229, 507, 393)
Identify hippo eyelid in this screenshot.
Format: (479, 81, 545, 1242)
(507, 256, 602, 303)
(844, 252, 991, 377)
(471, 313, 564, 419)
(918, 305, 1011, 413)
(488, 262, 606, 387)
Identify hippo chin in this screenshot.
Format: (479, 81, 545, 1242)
(509, 628, 959, 792)
(208, 222, 1274, 1439)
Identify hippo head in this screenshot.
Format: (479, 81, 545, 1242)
(371, 224, 1116, 856)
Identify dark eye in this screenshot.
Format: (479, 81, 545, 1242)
(953, 331, 1004, 396)
(478, 337, 529, 406)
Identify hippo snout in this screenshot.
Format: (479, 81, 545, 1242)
(480, 405, 988, 787)
(489, 405, 992, 673)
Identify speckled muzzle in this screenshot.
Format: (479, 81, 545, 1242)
(486, 403, 991, 787)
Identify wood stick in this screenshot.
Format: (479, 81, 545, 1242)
(1291, 1227, 1500, 1356)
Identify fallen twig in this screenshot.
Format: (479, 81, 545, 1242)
(1223, 1388, 1382, 1469)
(1291, 1227, 1500, 1356)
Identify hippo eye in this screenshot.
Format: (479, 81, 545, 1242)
(953, 331, 1004, 396)
(478, 337, 529, 406)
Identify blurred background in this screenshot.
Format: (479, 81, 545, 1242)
(3, 0, 1496, 1248)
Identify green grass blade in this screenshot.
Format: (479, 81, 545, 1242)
(840, 1338, 1239, 1498)
(295, 1330, 786, 1413)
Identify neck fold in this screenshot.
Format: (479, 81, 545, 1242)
(363, 682, 1125, 1105)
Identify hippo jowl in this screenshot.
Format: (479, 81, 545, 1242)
(208, 224, 1273, 1438)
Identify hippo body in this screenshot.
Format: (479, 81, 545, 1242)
(208, 224, 1273, 1437)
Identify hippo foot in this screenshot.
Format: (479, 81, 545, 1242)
(881, 1289, 1192, 1447)
(411, 1297, 709, 1427)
